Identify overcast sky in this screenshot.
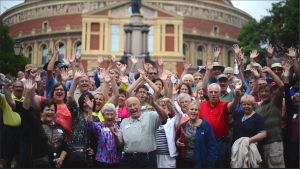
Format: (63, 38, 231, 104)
(0, 0, 279, 21)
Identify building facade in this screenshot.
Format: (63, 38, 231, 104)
(2, 0, 252, 75)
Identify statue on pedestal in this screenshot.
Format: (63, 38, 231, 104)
(131, 0, 141, 14)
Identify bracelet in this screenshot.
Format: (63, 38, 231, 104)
(60, 157, 64, 161)
(144, 77, 148, 80)
(268, 57, 273, 59)
(255, 77, 260, 79)
(153, 102, 158, 108)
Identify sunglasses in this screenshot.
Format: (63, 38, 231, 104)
(194, 78, 202, 80)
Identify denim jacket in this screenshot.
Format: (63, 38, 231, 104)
(175, 118, 218, 168)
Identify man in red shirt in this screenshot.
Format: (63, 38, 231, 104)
(199, 83, 242, 168)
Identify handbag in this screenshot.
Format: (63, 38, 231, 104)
(32, 156, 51, 168)
(68, 143, 88, 164)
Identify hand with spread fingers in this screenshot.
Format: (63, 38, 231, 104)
(75, 51, 82, 61)
(157, 56, 165, 67)
(286, 47, 297, 60)
(130, 55, 138, 65)
(25, 78, 35, 91)
(97, 54, 104, 65)
(250, 50, 259, 59)
(213, 48, 221, 61)
(232, 44, 243, 56)
(266, 44, 274, 57)
(74, 70, 84, 79)
(98, 68, 106, 81)
(109, 55, 116, 63)
(183, 60, 191, 71)
(60, 68, 69, 82)
(205, 57, 213, 71)
(69, 52, 76, 65)
(282, 60, 293, 77)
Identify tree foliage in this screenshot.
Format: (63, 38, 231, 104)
(0, 18, 30, 76)
(237, 0, 299, 66)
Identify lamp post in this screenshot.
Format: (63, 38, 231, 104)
(47, 48, 53, 62)
(13, 39, 23, 79)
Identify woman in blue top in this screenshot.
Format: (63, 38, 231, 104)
(175, 102, 218, 168)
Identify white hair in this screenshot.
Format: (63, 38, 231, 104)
(125, 97, 141, 107)
(208, 83, 221, 92)
(182, 74, 194, 83)
(223, 67, 234, 74)
(177, 93, 191, 103)
(228, 76, 237, 82)
(101, 103, 116, 115)
(68, 70, 73, 75)
(18, 71, 24, 76)
(187, 101, 200, 112)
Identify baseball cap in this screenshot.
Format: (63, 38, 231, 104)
(56, 63, 68, 69)
(197, 66, 206, 72)
(43, 61, 61, 71)
(271, 63, 282, 69)
(271, 82, 277, 87)
(25, 64, 36, 72)
(217, 74, 228, 81)
(213, 62, 225, 72)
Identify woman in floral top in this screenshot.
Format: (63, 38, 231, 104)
(87, 102, 121, 168)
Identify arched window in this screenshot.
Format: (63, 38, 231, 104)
(58, 44, 65, 62)
(228, 51, 232, 67)
(183, 44, 187, 56)
(197, 46, 203, 65)
(28, 47, 32, 63)
(76, 42, 82, 53)
(42, 45, 47, 64)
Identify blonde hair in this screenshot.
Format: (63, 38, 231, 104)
(93, 92, 106, 111)
(293, 93, 299, 102)
(240, 94, 256, 106)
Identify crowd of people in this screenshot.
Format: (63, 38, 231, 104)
(0, 40, 299, 168)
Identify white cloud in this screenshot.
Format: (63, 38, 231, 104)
(0, 0, 24, 15)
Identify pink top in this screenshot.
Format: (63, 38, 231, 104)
(116, 105, 130, 119)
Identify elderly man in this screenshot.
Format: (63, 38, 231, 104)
(17, 71, 26, 83)
(182, 74, 194, 89)
(110, 96, 168, 168)
(223, 67, 234, 79)
(208, 62, 224, 84)
(144, 67, 159, 94)
(198, 83, 242, 168)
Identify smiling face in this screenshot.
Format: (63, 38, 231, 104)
(271, 67, 283, 78)
(179, 96, 190, 113)
(78, 75, 90, 93)
(212, 67, 222, 79)
(248, 79, 254, 90)
(89, 83, 95, 91)
(53, 85, 65, 103)
(103, 110, 116, 126)
(244, 70, 251, 79)
(180, 84, 189, 94)
(118, 94, 126, 106)
(13, 81, 24, 98)
(193, 75, 202, 86)
(126, 97, 142, 119)
(259, 86, 272, 102)
(208, 85, 220, 105)
(187, 104, 200, 120)
(41, 105, 55, 124)
(17, 71, 24, 80)
(241, 101, 254, 115)
(197, 86, 204, 96)
(135, 87, 148, 103)
(154, 81, 163, 90)
(217, 78, 229, 93)
(94, 94, 104, 111)
(41, 76, 46, 88)
(184, 77, 193, 87)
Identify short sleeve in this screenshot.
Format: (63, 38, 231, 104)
(224, 102, 230, 114)
(149, 111, 162, 129)
(254, 113, 266, 133)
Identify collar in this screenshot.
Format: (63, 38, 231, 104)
(220, 91, 229, 96)
(129, 113, 144, 123)
(207, 99, 221, 108)
(12, 94, 24, 102)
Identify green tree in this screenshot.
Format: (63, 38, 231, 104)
(0, 18, 30, 77)
(237, 0, 299, 66)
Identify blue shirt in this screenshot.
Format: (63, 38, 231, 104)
(46, 76, 57, 98)
(244, 79, 250, 94)
(290, 87, 297, 98)
(208, 77, 216, 84)
(66, 80, 72, 91)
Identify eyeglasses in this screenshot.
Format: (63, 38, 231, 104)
(148, 73, 157, 75)
(79, 80, 89, 84)
(138, 91, 147, 94)
(54, 88, 64, 92)
(272, 68, 282, 71)
(180, 101, 190, 104)
(194, 78, 202, 80)
(209, 91, 219, 94)
(103, 114, 115, 117)
(184, 80, 192, 82)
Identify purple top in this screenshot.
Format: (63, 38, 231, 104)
(291, 114, 299, 142)
(87, 121, 121, 164)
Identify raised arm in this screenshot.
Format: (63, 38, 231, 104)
(251, 62, 266, 79)
(106, 71, 119, 106)
(28, 68, 42, 111)
(23, 79, 35, 110)
(109, 125, 123, 148)
(47, 40, 60, 80)
(138, 69, 159, 92)
(232, 44, 243, 60)
(69, 52, 77, 78)
(266, 44, 274, 68)
(157, 56, 165, 77)
(75, 52, 85, 72)
(180, 60, 191, 82)
(68, 70, 84, 102)
(96, 68, 108, 99)
(213, 48, 221, 62)
(107, 55, 116, 71)
(202, 57, 214, 95)
(126, 75, 144, 98)
(236, 52, 246, 87)
(85, 95, 94, 123)
(286, 47, 299, 81)
(119, 63, 127, 77)
(249, 68, 260, 96)
(3, 79, 16, 110)
(227, 89, 243, 113)
(160, 72, 169, 96)
(35, 73, 44, 96)
(261, 66, 284, 97)
(147, 91, 168, 123)
(60, 68, 69, 86)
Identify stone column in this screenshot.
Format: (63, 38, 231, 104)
(86, 22, 91, 51)
(33, 40, 38, 64)
(81, 22, 86, 52)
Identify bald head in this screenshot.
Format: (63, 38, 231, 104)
(126, 97, 142, 119)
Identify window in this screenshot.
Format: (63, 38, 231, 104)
(228, 51, 232, 67)
(76, 42, 82, 53)
(28, 47, 32, 63)
(183, 44, 187, 56)
(214, 26, 218, 33)
(58, 44, 65, 62)
(148, 26, 154, 53)
(43, 22, 48, 33)
(110, 25, 120, 52)
(197, 46, 203, 65)
(42, 45, 47, 64)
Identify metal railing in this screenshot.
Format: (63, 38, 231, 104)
(183, 28, 238, 42)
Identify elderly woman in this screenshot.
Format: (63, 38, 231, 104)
(193, 82, 208, 103)
(231, 95, 266, 153)
(87, 102, 121, 168)
(23, 79, 68, 168)
(175, 93, 193, 130)
(182, 74, 194, 91)
(175, 102, 218, 168)
(228, 76, 236, 91)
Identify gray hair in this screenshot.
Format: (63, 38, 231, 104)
(228, 76, 237, 82)
(258, 78, 267, 82)
(186, 101, 200, 112)
(77, 73, 90, 82)
(177, 93, 191, 103)
(101, 103, 116, 115)
(208, 83, 221, 92)
(40, 70, 47, 78)
(182, 74, 194, 83)
(13, 80, 24, 87)
(125, 97, 141, 107)
(223, 67, 234, 74)
(18, 71, 24, 76)
(68, 70, 73, 75)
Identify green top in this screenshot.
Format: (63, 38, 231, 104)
(219, 90, 234, 102)
(0, 94, 22, 127)
(118, 111, 162, 153)
(92, 100, 111, 122)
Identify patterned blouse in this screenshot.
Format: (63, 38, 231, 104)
(184, 122, 197, 161)
(87, 121, 121, 164)
(67, 101, 100, 144)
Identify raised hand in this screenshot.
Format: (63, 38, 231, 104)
(116, 62, 122, 69)
(142, 60, 152, 71)
(120, 64, 127, 72)
(146, 91, 154, 106)
(108, 70, 115, 78)
(62, 57, 70, 66)
(84, 95, 94, 110)
(104, 71, 112, 83)
(120, 76, 129, 84)
(60, 67, 69, 82)
(261, 66, 271, 73)
(156, 56, 165, 67)
(232, 44, 242, 55)
(205, 57, 213, 71)
(97, 54, 104, 65)
(193, 86, 198, 98)
(30, 68, 38, 79)
(213, 48, 221, 60)
(69, 52, 76, 65)
(35, 73, 41, 83)
(54, 40, 60, 53)
(282, 60, 293, 77)
(172, 83, 178, 95)
(75, 51, 82, 61)
(266, 44, 274, 56)
(286, 47, 297, 60)
(74, 70, 84, 78)
(236, 52, 244, 67)
(98, 68, 106, 81)
(4, 78, 12, 88)
(251, 62, 262, 68)
(109, 125, 118, 137)
(183, 60, 191, 71)
(250, 50, 259, 59)
(138, 69, 146, 78)
(250, 68, 259, 78)
(25, 78, 35, 91)
(109, 55, 116, 63)
(130, 55, 138, 65)
(160, 72, 168, 81)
